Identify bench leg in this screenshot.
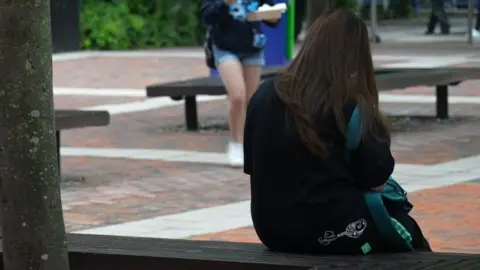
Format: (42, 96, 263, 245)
(56, 130, 61, 176)
(436, 85, 448, 119)
(185, 96, 199, 131)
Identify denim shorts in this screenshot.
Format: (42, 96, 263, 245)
(213, 45, 265, 67)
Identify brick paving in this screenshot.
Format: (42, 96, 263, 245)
(388, 80, 480, 96)
(58, 99, 480, 157)
(53, 57, 209, 88)
(60, 99, 230, 151)
(453, 61, 480, 68)
(61, 157, 248, 231)
(392, 133, 480, 164)
(190, 182, 480, 254)
(49, 51, 480, 254)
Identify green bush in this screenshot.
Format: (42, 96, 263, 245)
(81, 0, 205, 50)
(360, 1, 413, 20)
(333, 0, 358, 10)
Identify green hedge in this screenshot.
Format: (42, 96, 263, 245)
(80, 0, 412, 51)
(360, 1, 413, 20)
(80, 0, 205, 50)
(333, 0, 358, 10)
(334, 0, 412, 19)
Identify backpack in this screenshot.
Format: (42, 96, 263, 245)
(204, 26, 216, 69)
(345, 106, 414, 252)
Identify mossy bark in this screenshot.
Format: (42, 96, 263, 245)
(0, 0, 70, 269)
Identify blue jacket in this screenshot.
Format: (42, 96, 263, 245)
(201, 0, 279, 54)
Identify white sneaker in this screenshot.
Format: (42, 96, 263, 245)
(227, 141, 244, 168)
(472, 29, 480, 39)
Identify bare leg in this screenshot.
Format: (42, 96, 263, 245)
(243, 65, 263, 105)
(217, 59, 246, 143)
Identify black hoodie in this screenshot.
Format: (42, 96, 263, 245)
(200, 0, 279, 54)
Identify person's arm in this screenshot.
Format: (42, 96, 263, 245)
(200, 0, 232, 25)
(260, 0, 281, 27)
(350, 120, 394, 191)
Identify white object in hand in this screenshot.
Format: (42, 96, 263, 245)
(257, 3, 287, 12)
(247, 3, 287, 21)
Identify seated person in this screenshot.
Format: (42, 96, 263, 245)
(243, 9, 431, 255)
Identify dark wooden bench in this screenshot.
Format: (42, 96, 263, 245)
(146, 66, 281, 131)
(55, 110, 110, 172)
(0, 234, 476, 269)
(146, 68, 480, 131)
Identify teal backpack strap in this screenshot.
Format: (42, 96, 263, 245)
(364, 191, 413, 250)
(345, 106, 361, 153)
(346, 105, 414, 252)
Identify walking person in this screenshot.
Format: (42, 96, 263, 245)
(426, 0, 450, 35)
(472, 4, 480, 38)
(201, 0, 280, 167)
(294, 0, 307, 42)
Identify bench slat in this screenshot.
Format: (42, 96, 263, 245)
(145, 68, 480, 98)
(0, 234, 475, 269)
(61, 234, 480, 269)
(146, 66, 282, 97)
(55, 110, 110, 130)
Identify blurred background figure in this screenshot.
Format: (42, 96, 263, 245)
(294, 0, 307, 42)
(473, 4, 480, 38)
(426, 0, 450, 35)
(300, 0, 381, 43)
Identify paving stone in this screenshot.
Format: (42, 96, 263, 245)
(60, 157, 249, 231)
(54, 96, 143, 109)
(53, 57, 209, 88)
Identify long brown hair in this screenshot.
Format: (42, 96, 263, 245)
(275, 9, 390, 158)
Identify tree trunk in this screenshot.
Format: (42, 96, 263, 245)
(0, 0, 70, 269)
